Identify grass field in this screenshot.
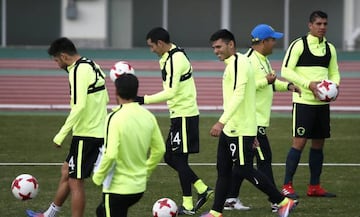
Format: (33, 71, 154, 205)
(0, 112, 359, 217)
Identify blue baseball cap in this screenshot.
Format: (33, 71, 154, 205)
(251, 24, 283, 41)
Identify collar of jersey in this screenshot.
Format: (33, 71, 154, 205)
(160, 44, 177, 62)
(224, 52, 239, 66)
(307, 33, 327, 45)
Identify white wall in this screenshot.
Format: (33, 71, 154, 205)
(343, 0, 360, 50)
(61, 0, 107, 48)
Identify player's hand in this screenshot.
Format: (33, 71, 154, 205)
(332, 85, 340, 101)
(288, 83, 302, 97)
(252, 137, 260, 149)
(210, 122, 224, 137)
(266, 72, 277, 84)
(134, 96, 144, 105)
(309, 81, 321, 99)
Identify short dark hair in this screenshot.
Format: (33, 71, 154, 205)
(47, 37, 77, 57)
(309, 10, 328, 23)
(209, 29, 236, 46)
(146, 27, 170, 44)
(115, 73, 139, 100)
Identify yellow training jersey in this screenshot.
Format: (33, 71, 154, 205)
(144, 44, 199, 118)
(219, 53, 257, 137)
(245, 48, 288, 127)
(92, 103, 165, 194)
(53, 57, 109, 145)
(281, 34, 340, 105)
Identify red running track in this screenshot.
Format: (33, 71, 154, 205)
(0, 59, 359, 111)
(0, 75, 359, 111)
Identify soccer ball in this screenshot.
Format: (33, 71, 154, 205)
(11, 174, 39, 200)
(317, 79, 338, 102)
(152, 198, 178, 217)
(109, 61, 135, 82)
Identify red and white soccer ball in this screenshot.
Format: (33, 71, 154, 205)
(152, 198, 178, 217)
(317, 79, 338, 102)
(11, 174, 39, 200)
(109, 61, 135, 82)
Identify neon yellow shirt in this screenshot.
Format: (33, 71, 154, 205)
(53, 58, 109, 145)
(219, 53, 257, 137)
(92, 103, 165, 194)
(281, 34, 340, 105)
(144, 44, 199, 118)
(245, 48, 289, 127)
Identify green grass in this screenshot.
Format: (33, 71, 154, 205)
(0, 113, 359, 217)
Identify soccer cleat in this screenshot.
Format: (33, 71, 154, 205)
(307, 184, 336, 197)
(194, 187, 214, 211)
(223, 198, 250, 211)
(178, 205, 195, 215)
(277, 199, 298, 217)
(199, 212, 223, 217)
(271, 203, 279, 213)
(281, 183, 299, 199)
(26, 210, 45, 217)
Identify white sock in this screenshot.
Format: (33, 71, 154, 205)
(43, 202, 61, 217)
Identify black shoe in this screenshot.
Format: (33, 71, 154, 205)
(194, 187, 214, 211)
(178, 205, 195, 215)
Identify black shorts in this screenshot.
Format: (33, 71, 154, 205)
(96, 192, 143, 217)
(292, 103, 330, 139)
(166, 115, 200, 154)
(216, 132, 256, 176)
(66, 136, 103, 179)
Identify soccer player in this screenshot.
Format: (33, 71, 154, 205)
(224, 24, 301, 212)
(92, 74, 165, 217)
(26, 37, 109, 217)
(135, 27, 213, 215)
(200, 29, 297, 217)
(281, 10, 340, 199)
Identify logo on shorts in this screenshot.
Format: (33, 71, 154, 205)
(297, 127, 305, 136)
(258, 127, 266, 135)
(172, 146, 180, 151)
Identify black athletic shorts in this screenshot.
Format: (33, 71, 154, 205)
(96, 192, 143, 217)
(66, 136, 103, 179)
(292, 103, 330, 139)
(166, 115, 200, 154)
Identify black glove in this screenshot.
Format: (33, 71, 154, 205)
(134, 96, 144, 105)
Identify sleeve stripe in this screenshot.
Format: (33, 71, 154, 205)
(284, 38, 302, 68)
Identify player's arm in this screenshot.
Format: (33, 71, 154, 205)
(253, 62, 270, 89)
(273, 78, 290, 91)
(274, 78, 301, 96)
(328, 44, 341, 86)
(53, 64, 91, 146)
(211, 60, 248, 137)
(144, 53, 187, 104)
(274, 77, 302, 95)
(146, 116, 166, 179)
(247, 54, 271, 89)
(281, 40, 311, 89)
(92, 117, 119, 185)
(273, 78, 288, 91)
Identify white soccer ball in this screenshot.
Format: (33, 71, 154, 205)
(11, 174, 39, 200)
(317, 79, 338, 102)
(152, 198, 178, 217)
(109, 61, 135, 82)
